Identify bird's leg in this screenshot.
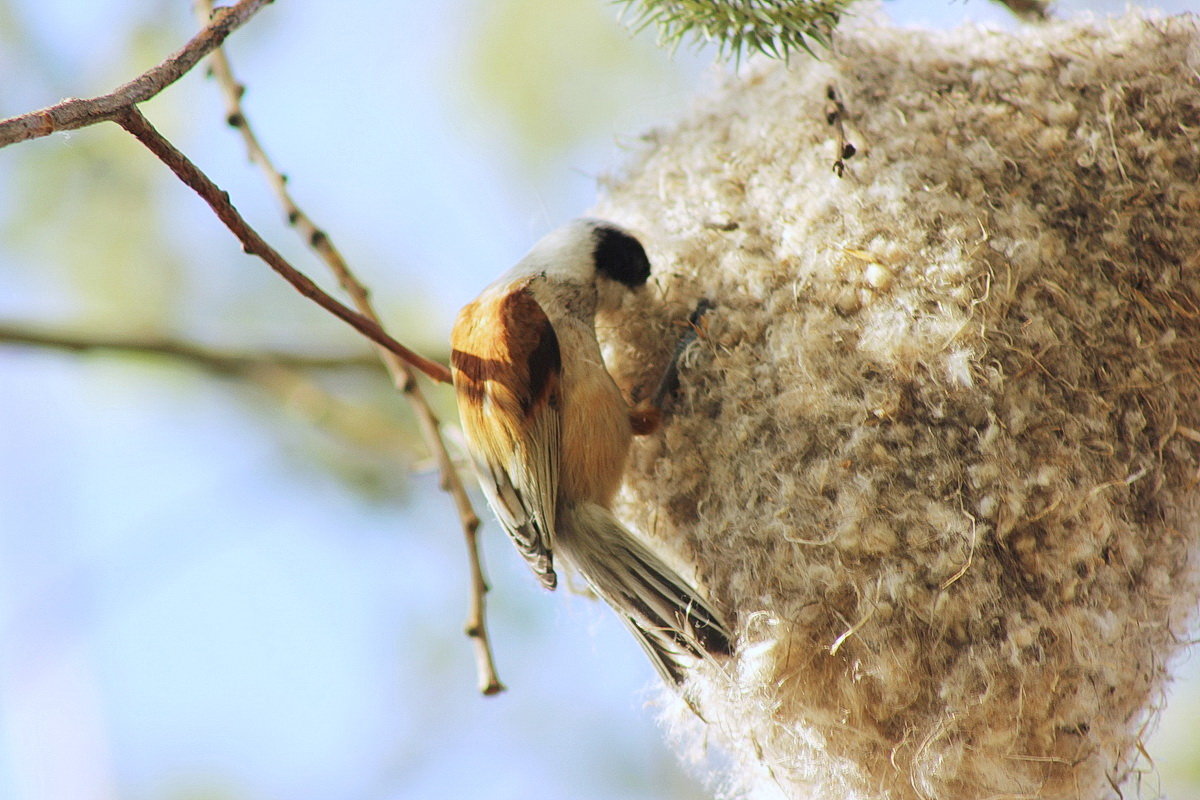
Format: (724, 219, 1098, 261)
(630, 299, 712, 436)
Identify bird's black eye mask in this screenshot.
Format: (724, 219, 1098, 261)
(592, 225, 650, 288)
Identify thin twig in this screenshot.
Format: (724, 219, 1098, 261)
(0, 322, 385, 376)
(0, 0, 272, 148)
(0, 323, 419, 458)
(196, 1, 503, 695)
(113, 107, 451, 385)
(825, 85, 856, 177)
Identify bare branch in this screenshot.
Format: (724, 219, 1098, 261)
(0, 322, 385, 376)
(0, 322, 420, 463)
(112, 106, 452, 385)
(0, 0, 273, 148)
(197, 3, 503, 695)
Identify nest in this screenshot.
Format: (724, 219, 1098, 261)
(593, 12, 1200, 799)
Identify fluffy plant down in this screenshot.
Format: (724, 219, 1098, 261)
(591, 12, 1200, 800)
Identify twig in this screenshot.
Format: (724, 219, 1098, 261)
(113, 107, 451, 385)
(0, 0, 272, 149)
(196, 2, 503, 695)
(0, 323, 420, 458)
(650, 299, 712, 409)
(825, 85, 857, 177)
(0, 322, 385, 376)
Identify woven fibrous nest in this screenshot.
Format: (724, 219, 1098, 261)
(593, 12, 1200, 799)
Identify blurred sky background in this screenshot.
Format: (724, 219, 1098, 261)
(1, 1, 1198, 799)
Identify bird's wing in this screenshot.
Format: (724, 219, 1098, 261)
(450, 284, 561, 590)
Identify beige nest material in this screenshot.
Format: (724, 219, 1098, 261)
(593, 11, 1200, 800)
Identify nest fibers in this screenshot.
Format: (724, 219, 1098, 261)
(591, 12, 1200, 800)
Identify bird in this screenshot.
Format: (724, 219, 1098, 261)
(449, 218, 731, 687)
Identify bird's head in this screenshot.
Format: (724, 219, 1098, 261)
(515, 219, 650, 312)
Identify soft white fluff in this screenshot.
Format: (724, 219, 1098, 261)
(592, 12, 1200, 799)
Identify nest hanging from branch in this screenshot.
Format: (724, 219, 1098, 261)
(594, 12, 1200, 799)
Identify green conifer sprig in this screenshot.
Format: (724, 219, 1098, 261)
(617, 0, 851, 61)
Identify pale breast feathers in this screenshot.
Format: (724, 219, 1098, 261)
(450, 286, 562, 590)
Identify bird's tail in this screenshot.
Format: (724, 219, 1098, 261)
(559, 503, 732, 686)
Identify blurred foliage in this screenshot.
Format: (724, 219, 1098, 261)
(160, 782, 249, 800)
(267, 369, 420, 506)
(1, 14, 188, 331)
(0, 1, 18, 52)
(460, 0, 689, 172)
(4, 129, 185, 329)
